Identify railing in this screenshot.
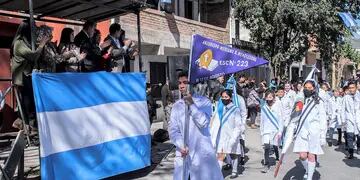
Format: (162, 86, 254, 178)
(0, 80, 31, 145)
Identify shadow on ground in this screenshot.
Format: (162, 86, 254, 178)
(283, 160, 320, 180)
(105, 142, 174, 180)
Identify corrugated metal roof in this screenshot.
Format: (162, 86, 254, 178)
(0, 0, 148, 21)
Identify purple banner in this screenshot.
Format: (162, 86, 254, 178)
(189, 34, 268, 84)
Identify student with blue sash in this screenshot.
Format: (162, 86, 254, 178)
(260, 90, 284, 173)
(210, 89, 245, 179)
(292, 79, 327, 180)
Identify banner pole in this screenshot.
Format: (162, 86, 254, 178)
(182, 34, 195, 180)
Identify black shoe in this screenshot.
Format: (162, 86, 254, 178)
(328, 141, 333, 147)
(240, 157, 245, 165)
(346, 154, 354, 159)
(275, 157, 280, 161)
(223, 164, 232, 170)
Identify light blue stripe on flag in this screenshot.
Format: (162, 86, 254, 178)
(33, 72, 150, 180)
(41, 134, 151, 180)
(32, 72, 146, 112)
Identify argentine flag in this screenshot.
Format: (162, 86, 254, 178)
(32, 72, 151, 180)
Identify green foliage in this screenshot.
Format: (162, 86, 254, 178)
(338, 41, 360, 63)
(234, 0, 360, 77)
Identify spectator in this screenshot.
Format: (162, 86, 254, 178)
(74, 21, 101, 72)
(119, 30, 138, 72)
(161, 79, 173, 130)
(34, 25, 64, 73)
(258, 81, 267, 99)
(247, 82, 260, 129)
(269, 78, 277, 91)
(146, 83, 156, 125)
(104, 23, 133, 72)
(74, 21, 96, 48)
(91, 29, 110, 71)
(209, 76, 225, 102)
(237, 75, 250, 100)
(11, 20, 50, 127)
(58, 28, 86, 72)
(193, 81, 209, 97)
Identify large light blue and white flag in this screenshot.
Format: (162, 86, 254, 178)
(32, 72, 151, 180)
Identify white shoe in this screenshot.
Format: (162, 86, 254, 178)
(303, 173, 308, 180)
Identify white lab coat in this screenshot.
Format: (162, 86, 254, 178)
(168, 95, 224, 180)
(210, 102, 245, 155)
(329, 96, 344, 129)
(260, 100, 284, 146)
(282, 90, 296, 126)
(341, 94, 360, 135)
(237, 95, 247, 140)
(319, 89, 332, 122)
(293, 97, 327, 155)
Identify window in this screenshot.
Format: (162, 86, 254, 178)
(185, 0, 193, 20)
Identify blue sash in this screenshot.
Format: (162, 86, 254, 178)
(261, 104, 279, 130)
(221, 105, 237, 126)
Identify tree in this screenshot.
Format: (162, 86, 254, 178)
(234, 0, 360, 78)
(332, 35, 360, 87)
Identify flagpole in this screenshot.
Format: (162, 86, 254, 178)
(182, 35, 195, 180)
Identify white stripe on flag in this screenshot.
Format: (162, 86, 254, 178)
(38, 101, 150, 157)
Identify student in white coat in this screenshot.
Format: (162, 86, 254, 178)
(210, 89, 245, 179)
(327, 88, 344, 146)
(341, 81, 360, 159)
(236, 91, 248, 167)
(283, 82, 297, 126)
(260, 90, 283, 173)
(293, 79, 327, 180)
(168, 71, 223, 180)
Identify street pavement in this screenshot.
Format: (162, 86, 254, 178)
(133, 121, 360, 180)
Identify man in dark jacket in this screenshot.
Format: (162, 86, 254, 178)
(103, 23, 133, 72)
(74, 21, 100, 72)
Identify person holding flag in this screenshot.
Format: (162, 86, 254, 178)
(260, 90, 283, 173)
(210, 89, 245, 179)
(275, 67, 327, 180)
(168, 71, 223, 180)
(292, 79, 327, 180)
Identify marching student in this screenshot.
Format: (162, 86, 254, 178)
(283, 82, 297, 126)
(341, 81, 360, 159)
(168, 71, 223, 180)
(292, 78, 327, 180)
(210, 89, 245, 178)
(328, 88, 344, 146)
(260, 90, 283, 173)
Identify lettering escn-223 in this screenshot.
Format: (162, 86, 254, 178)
(219, 60, 248, 67)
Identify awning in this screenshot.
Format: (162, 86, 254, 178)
(0, 0, 147, 22)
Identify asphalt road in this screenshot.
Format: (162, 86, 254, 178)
(134, 122, 360, 180)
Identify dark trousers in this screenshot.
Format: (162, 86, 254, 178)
(346, 132, 360, 155)
(248, 106, 257, 125)
(328, 128, 342, 143)
(264, 144, 279, 167)
(18, 76, 36, 125)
